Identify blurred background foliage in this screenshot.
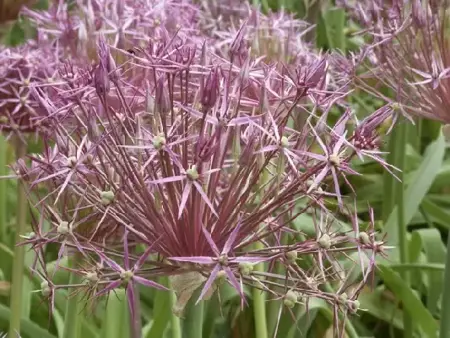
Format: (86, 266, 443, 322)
(0, 0, 448, 337)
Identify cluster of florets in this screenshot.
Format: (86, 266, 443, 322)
(4, 0, 395, 331)
(339, 0, 450, 124)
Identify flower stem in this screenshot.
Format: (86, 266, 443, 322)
(183, 290, 204, 338)
(169, 287, 181, 338)
(252, 248, 268, 338)
(440, 233, 450, 338)
(7, 138, 27, 338)
(253, 163, 269, 338)
(395, 122, 413, 337)
(62, 255, 82, 338)
(0, 134, 7, 244)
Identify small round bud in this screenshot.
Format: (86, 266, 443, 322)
(283, 290, 298, 309)
(329, 154, 340, 166)
(186, 165, 199, 181)
(339, 292, 348, 305)
(238, 262, 254, 276)
(280, 136, 289, 148)
(83, 154, 94, 165)
(318, 234, 331, 249)
(215, 270, 227, 285)
(67, 156, 77, 168)
(153, 133, 166, 150)
(358, 231, 371, 245)
(120, 270, 133, 284)
(218, 254, 229, 266)
(100, 190, 115, 205)
(85, 271, 99, 283)
(349, 299, 360, 313)
(390, 102, 401, 111)
(41, 281, 51, 297)
(57, 221, 71, 235)
(285, 250, 297, 264)
(0, 116, 8, 124)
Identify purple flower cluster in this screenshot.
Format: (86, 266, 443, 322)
(340, 0, 450, 124)
(3, 0, 397, 333)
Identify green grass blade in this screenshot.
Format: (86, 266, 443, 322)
(145, 278, 171, 338)
(101, 288, 129, 338)
(412, 229, 446, 314)
(0, 303, 57, 338)
(384, 130, 445, 246)
(379, 266, 438, 337)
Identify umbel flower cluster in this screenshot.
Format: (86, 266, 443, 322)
(3, 0, 396, 335)
(339, 0, 450, 124)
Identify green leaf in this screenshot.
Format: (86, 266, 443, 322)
(0, 303, 57, 338)
(384, 130, 445, 246)
(145, 278, 170, 338)
(421, 198, 450, 230)
(285, 298, 326, 338)
(378, 265, 438, 337)
(412, 229, 446, 315)
(358, 287, 404, 330)
(101, 289, 129, 338)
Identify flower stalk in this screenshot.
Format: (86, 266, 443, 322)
(7, 137, 27, 338)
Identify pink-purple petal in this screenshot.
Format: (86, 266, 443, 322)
(169, 256, 215, 264)
(195, 264, 220, 305)
(133, 275, 168, 290)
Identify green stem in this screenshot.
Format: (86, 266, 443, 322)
(183, 290, 204, 338)
(252, 250, 268, 338)
(395, 123, 413, 337)
(0, 134, 7, 244)
(62, 256, 82, 338)
(170, 287, 181, 338)
(253, 163, 269, 338)
(8, 139, 27, 338)
(440, 234, 450, 338)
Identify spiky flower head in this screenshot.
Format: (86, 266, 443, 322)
(16, 4, 394, 333)
(340, 0, 450, 124)
(0, 43, 57, 139)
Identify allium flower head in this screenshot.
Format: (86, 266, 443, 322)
(201, 3, 312, 63)
(16, 7, 394, 334)
(21, 0, 201, 62)
(0, 44, 57, 138)
(342, 0, 450, 123)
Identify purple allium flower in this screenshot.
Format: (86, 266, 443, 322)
(15, 7, 396, 334)
(200, 3, 312, 63)
(341, 0, 450, 124)
(0, 44, 58, 139)
(21, 0, 201, 62)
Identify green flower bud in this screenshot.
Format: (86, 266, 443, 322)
(286, 250, 297, 264)
(283, 290, 298, 309)
(41, 281, 51, 297)
(358, 231, 371, 245)
(215, 270, 227, 285)
(318, 234, 331, 249)
(100, 190, 115, 205)
(153, 133, 166, 150)
(57, 221, 71, 235)
(186, 165, 199, 180)
(67, 156, 77, 168)
(238, 262, 254, 276)
(120, 270, 133, 285)
(280, 136, 289, 148)
(85, 271, 99, 284)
